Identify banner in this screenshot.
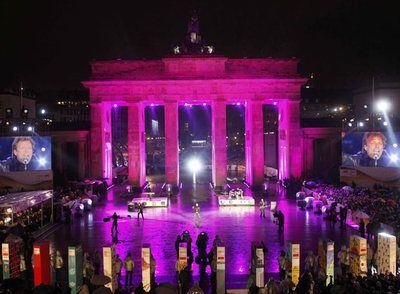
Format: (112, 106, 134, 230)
(103, 247, 116, 292)
(68, 245, 83, 294)
(142, 245, 151, 292)
(2, 243, 10, 280)
(33, 242, 51, 286)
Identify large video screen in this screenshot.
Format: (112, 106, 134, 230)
(342, 132, 400, 168)
(0, 136, 52, 172)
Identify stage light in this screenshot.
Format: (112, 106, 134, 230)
(358, 122, 364, 127)
(113, 103, 118, 108)
(184, 103, 189, 107)
(348, 122, 353, 127)
(202, 102, 206, 106)
(188, 157, 202, 184)
(364, 104, 368, 109)
(150, 103, 154, 107)
(41, 147, 46, 152)
(188, 158, 201, 173)
(236, 102, 241, 106)
(27, 126, 33, 132)
(12, 126, 18, 132)
(6, 208, 12, 214)
(38, 158, 46, 166)
(333, 108, 338, 112)
(393, 143, 398, 148)
(383, 121, 388, 126)
(390, 154, 398, 163)
(87, 199, 93, 206)
(376, 99, 390, 112)
(273, 101, 278, 105)
(40, 109, 46, 114)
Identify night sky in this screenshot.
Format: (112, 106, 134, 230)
(1, 0, 399, 92)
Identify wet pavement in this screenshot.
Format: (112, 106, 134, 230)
(43, 182, 357, 289)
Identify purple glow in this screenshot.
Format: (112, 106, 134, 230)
(113, 103, 118, 108)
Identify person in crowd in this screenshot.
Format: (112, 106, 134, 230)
(83, 253, 94, 284)
(280, 274, 295, 293)
(278, 210, 285, 232)
(212, 235, 222, 247)
(94, 249, 101, 275)
(265, 277, 279, 294)
(114, 254, 123, 287)
(20, 254, 27, 279)
(124, 252, 134, 288)
(278, 250, 287, 281)
(175, 235, 181, 259)
(304, 251, 316, 272)
(55, 250, 64, 283)
(338, 245, 349, 276)
(188, 281, 204, 294)
(359, 219, 366, 238)
(339, 205, 348, 228)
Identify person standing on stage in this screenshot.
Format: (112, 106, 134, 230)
(137, 203, 144, 220)
(259, 199, 266, 218)
(111, 212, 119, 235)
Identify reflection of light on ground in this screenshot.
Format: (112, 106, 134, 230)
(218, 206, 255, 216)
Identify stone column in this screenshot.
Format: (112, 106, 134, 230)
(128, 102, 146, 187)
(90, 102, 112, 181)
(212, 100, 227, 189)
(245, 100, 264, 188)
(278, 99, 302, 180)
(164, 101, 179, 186)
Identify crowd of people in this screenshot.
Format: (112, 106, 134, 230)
(310, 183, 400, 236)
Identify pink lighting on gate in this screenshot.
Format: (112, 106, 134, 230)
(113, 103, 118, 108)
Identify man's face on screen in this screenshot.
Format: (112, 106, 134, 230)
(364, 136, 384, 160)
(13, 140, 33, 165)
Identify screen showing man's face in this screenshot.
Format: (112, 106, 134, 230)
(364, 136, 384, 160)
(13, 140, 33, 164)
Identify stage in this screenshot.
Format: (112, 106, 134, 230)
(42, 182, 358, 289)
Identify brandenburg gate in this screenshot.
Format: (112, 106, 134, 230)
(84, 56, 306, 189)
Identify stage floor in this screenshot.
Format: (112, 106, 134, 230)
(43, 182, 357, 289)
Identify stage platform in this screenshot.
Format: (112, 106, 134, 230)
(218, 196, 255, 206)
(128, 197, 168, 211)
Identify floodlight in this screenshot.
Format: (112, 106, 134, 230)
(376, 100, 391, 112)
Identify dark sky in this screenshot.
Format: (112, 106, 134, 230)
(1, 0, 399, 92)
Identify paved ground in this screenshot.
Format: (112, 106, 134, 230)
(43, 182, 357, 289)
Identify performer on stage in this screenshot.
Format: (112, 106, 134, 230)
(259, 199, 266, 218)
(192, 203, 201, 227)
